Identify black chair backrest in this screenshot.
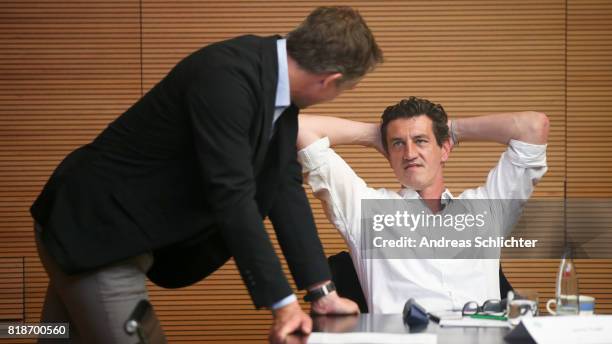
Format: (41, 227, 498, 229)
(328, 251, 369, 313)
(499, 265, 514, 299)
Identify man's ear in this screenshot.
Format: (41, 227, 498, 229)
(321, 72, 343, 88)
(441, 139, 452, 163)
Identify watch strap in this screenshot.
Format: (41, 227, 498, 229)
(304, 281, 336, 302)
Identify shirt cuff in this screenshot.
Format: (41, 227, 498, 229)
(297, 137, 331, 173)
(271, 294, 297, 310)
(506, 139, 547, 168)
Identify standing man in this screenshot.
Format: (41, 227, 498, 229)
(31, 6, 383, 343)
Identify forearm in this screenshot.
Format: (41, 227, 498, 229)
(269, 159, 332, 291)
(297, 115, 379, 149)
(453, 111, 549, 145)
(218, 198, 292, 309)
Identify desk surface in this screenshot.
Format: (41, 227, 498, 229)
(309, 314, 513, 344)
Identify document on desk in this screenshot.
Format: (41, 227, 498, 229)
(439, 317, 511, 328)
(307, 332, 436, 344)
(506, 315, 612, 344)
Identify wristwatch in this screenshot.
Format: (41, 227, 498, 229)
(304, 281, 336, 302)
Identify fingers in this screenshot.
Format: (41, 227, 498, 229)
(270, 323, 290, 344)
(345, 298, 360, 314)
(269, 307, 312, 344)
(338, 298, 359, 314)
(275, 317, 299, 343)
(300, 314, 312, 334)
(281, 314, 299, 338)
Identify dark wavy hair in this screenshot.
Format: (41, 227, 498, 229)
(380, 96, 449, 152)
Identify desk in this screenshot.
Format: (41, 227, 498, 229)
(308, 314, 514, 344)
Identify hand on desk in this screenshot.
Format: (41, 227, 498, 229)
(311, 291, 360, 315)
(270, 301, 311, 344)
(269, 292, 359, 343)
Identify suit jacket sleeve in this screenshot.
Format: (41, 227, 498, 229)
(186, 67, 292, 309)
(269, 148, 332, 290)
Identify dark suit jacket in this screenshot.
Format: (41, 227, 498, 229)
(30, 35, 331, 308)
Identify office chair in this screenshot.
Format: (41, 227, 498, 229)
(328, 251, 514, 313)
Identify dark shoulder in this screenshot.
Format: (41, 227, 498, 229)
(190, 35, 276, 66)
(169, 35, 275, 83)
(153, 35, 279, 102)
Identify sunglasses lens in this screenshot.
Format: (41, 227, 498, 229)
(462, 301, 479, 315)
(482, 300, 503, 313)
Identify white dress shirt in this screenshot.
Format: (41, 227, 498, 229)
(298, 137, 547, 313)
(272, 39, 290, 131)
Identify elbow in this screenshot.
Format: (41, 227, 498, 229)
(521, 111, 549, 144)
(297, 115, 322, 150)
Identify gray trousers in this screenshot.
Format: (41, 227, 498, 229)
(35, 223, 166, 343)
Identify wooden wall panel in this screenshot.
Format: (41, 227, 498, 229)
(561, 0, 612, 315)
(567, 0, 612, 197)
(0, 0, 610, 343)
(0, 258, 24, 321)
(0, 1, 141, 343)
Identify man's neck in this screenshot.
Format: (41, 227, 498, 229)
(416, 181, 446, 213)
(287, 55, 312, 100)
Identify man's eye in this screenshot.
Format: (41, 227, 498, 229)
(393, 141, 404, 147)
(416, 139, 427, 144)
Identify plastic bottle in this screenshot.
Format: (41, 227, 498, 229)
(555, 246, 580, 315)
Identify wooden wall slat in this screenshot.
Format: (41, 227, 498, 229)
(567, 0, 612, 197)
(1, 0, 611, 343)
(0, 258, 24, 321)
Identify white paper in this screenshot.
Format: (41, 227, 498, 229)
(519, 315, 612, 344)
(439, 317, 511, 328)
(307, 332, 437, 344)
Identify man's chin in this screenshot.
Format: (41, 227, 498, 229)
(400, 181, 421, 190)
(402, 177, 429, 190)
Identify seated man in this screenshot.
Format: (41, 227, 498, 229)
(296, 96, 549, 313)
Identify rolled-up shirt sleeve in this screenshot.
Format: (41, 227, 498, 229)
(298, 137, 375, 243)
(463, 139, 548, 235)
(476, 139, 547, 200)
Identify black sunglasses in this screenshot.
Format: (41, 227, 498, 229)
(462, 299, 506, 316)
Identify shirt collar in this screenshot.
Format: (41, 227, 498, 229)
(398, 187, 455, 201)
(275, 39, 290, 108)
(440, 189, 454, 207)
(441, 189, 454, 201)
(398, 187, 454, 210)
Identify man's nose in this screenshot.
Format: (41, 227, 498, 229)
(402, 142, 417, 160)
